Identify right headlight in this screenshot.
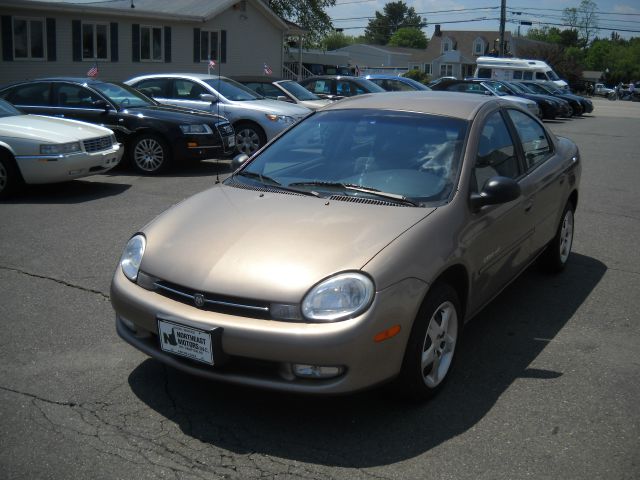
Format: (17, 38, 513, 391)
(120, 234, 146, 282)
(301, 272, 375, 322)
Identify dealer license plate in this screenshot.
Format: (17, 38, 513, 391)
(227, 136, 235, 147)
(157, 318, 214, 365)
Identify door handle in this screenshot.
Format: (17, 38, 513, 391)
(524, 197, 534, 212)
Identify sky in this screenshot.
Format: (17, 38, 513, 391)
(326, 0, 640, 40)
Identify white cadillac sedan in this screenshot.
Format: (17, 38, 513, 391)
(0, 99, 122, 198)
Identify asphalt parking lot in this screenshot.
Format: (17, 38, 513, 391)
(1, 97, 638, 480)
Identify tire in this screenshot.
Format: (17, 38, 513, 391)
(129, 134, 172, 175)
(234, 122, 266, 156)
(541, 201, 575, 273)
(0, 152, 23, 200)
(396, 283, 461, 401)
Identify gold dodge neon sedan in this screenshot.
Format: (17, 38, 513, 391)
(111, 91, 580, 400)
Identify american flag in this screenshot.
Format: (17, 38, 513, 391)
(263, 63, 272, 76)
(87, 62, 98, 78)
(209, 59, 216, 68)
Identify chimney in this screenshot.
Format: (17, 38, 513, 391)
(435, 25, 441, 36)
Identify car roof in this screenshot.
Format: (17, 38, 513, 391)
(320, 91, 497, 120)
(128, 73, 231, 81)
(232, 76, 284, 83)
(4, 77, 116, 85)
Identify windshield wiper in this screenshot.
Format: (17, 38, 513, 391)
(289, 181, 420, 206)
(236, 171, 320, 197)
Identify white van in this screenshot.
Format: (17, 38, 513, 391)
(474, 56, 568, 90)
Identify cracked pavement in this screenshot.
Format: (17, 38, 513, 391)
(1, 108, 639, 479)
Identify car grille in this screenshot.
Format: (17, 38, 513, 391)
(83, 136, 113, 153)
(154, 279, 272, 319)
(215, 121, 234, 136)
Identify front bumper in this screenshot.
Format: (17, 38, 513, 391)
(111, 267, 428, 394)
(16, 143, 123, 184)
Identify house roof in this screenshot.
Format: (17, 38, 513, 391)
(4, 0, 290, 29)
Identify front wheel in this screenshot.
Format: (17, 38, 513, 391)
(541, 201, 575, 272)
(0, 153, 23, 199)
(234, 122, 266, 156)
(396, 283, 461, 401)
(129, 134, 172, 174)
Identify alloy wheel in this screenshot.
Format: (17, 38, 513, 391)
(236, 128, 261, 155)
(133, 138, 165, 172)
(0, 161, 7, 193)
(559, 209, 574, 264)
(421, 300, 458, 388)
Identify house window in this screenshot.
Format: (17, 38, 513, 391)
(473, 39, 484, 55)
(13, 17, 45, 60)
(440, 64, 453, 77)
(442, 37, 452, 53)
(200, 30, 220, 62)
(140, 25, 163, 61)
(82, 22, 108, 60)
(424, 63, 432, 75)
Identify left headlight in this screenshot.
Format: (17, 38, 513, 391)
(40, 142, 81, 155)
(265, 113, 295, 124)
(179, 124, 213, 134)
(120, 234, 146, 282)
(302, 272, 375, 322)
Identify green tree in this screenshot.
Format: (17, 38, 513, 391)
(388, 27, 427, 49)
(321, 31, 356, 50)
(364, 1, 425, 45)
(268, 0, 336, 45)
(563, 0, 599, 48)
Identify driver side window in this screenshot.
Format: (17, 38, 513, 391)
(473, 111, 519, 192)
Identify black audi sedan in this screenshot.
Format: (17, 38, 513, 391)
(0, 78, 236, 174)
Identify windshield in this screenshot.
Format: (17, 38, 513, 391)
(0, 99, 21, 117)
(92, 82, 154, 108)
(230, 109, 468, 206)
(548, 70, 560, 81)
(506, 82, 527, 94)
(278, 81, 322, 101)
(483, 82, 508, 96)
(203, 77, 263, 101)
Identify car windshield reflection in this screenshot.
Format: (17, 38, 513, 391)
(204, 78, 263, 101)
(230, 109, 468, 207)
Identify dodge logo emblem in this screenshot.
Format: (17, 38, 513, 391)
(194, 293, 205, 308)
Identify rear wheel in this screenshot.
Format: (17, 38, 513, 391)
(129, 134, 172, 174)
(0, 153, 23, 199)
(541, 201, 575, 272)
(396, 283, 461, 401)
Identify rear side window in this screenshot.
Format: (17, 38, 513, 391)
(536, 72, 548, 80)
(513, 71, 523, 80)
(523, 71, 533, 80)
(507, 109, 552, 171)
(4, 83, 50, 106)
(477, 68, 491, 78)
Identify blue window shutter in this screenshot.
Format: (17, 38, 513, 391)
(193, 28, 200, 63)
(1, 16, 13, 61)
(72, 20, 81, 61)
(110, 23, 118, 62)
(132, 24, 140, 62)
(164, 26, 171, 63)
(46, 18, 56, 61)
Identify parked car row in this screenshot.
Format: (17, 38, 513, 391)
(429, 78, 594, 120)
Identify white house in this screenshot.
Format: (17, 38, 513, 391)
(0, 0, 295, 83)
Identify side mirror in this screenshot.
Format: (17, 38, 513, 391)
(200, 93, 218, 104)
(231, 153, 250, 170)
(276, 95, 293, 103)
(92, 99, 109, 110)
(469, 176, 521, 212)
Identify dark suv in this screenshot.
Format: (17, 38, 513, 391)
(0, 78, 236, 174)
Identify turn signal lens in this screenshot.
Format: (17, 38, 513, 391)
(374, 325, 401, 343)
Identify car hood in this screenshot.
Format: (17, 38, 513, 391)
(227, 98, 311, 116)
(124, 104, 226, 123)
(140, 183, 434, 302)
(0, 114, 113, 142)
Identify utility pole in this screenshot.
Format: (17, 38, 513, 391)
(499, 0, 506, 56)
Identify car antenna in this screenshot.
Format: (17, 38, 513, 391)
(214, 57, 221, 184)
